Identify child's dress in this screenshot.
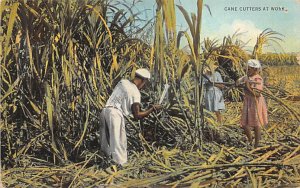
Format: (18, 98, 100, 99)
(203, 71, 225, 112)
(237, 74, 268, 127)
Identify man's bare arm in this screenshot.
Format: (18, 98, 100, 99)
(131, 103, 161, 120)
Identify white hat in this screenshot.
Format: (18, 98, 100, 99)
(247, 59, 261, 68)
(135, 68, 151, 79)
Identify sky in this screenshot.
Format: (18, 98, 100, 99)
(123, 0, 300, 53)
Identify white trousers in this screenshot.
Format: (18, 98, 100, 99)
(99, 108, 127, 165)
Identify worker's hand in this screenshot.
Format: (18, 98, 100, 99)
(151, 104, 162, 111)
(216, 83, 225, 90)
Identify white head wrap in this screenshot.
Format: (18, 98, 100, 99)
(135, 68, 151, 79)
(247, 59, 261, 68)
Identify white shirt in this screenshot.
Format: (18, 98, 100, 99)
(105, 79, 141, 116)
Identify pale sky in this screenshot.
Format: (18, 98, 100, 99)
(122, 0, 300, 53)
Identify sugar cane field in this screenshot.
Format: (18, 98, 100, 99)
(1, 0, 300, 187)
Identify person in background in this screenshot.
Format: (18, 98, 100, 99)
(99, 68, 161, 165)
(236, 59, 268, 148)
(203, 64, 226, 124)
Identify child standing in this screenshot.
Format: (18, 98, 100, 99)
(236, 59, 268, 148)
(203, 64, 225, 124)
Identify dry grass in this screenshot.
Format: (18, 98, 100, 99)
(266, 66, 300, 95)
